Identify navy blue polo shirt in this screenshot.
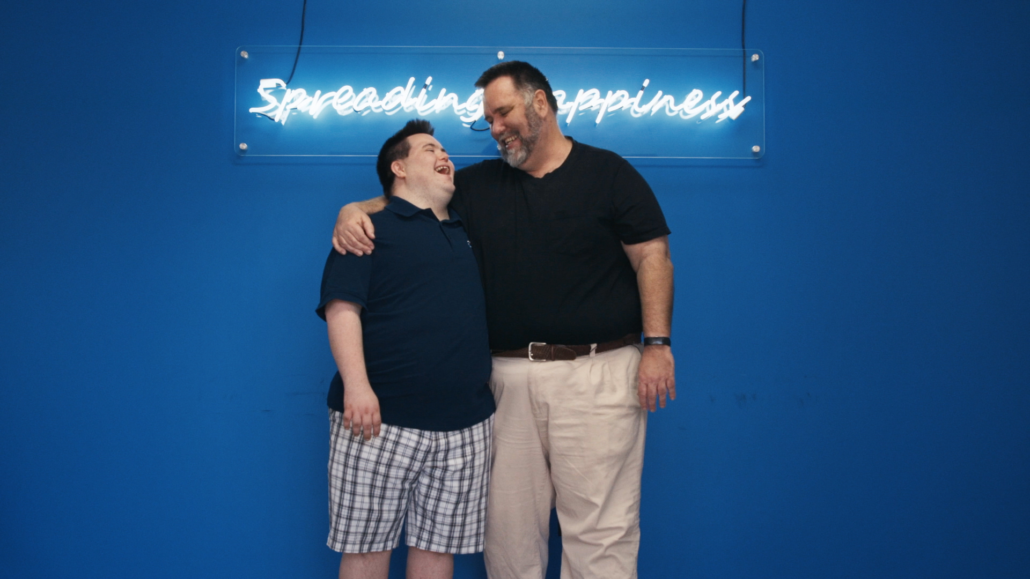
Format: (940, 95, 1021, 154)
(316, 196, 494, 432)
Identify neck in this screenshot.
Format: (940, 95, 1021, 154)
(520, 120, 573, 178)
(393, 188, 452, 221)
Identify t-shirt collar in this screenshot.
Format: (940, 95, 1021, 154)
(518, 137, 578, 181)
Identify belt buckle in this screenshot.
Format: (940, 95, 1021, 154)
(527, 342, 546, 362)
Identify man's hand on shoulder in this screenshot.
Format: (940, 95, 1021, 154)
(332, 197, 388, 255)
(343, 384, 381, 440)
(638, 345, 675, 412)
(333, 204, 376, 256)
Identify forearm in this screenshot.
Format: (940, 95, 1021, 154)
(624, 237, 676, 410)
(637, 252, 674, 337)
(623, 236, 674, 337)
(351, 196, 388, 215)
(325, 300, 372, 393)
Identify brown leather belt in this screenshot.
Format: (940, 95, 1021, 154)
(492, 333, 640, 361)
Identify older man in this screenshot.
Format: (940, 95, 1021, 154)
(333, 62, 675, 579)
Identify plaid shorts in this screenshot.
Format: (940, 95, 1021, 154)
(327, 410, 494, 554)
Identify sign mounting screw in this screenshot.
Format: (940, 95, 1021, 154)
(239, 143, 248, 152)
(241, 50, 249, 59)
(751, 53, 759, 62)
(752, 145, 761, 154)
(497, 51, 504, 60)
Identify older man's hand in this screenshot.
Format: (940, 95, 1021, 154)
(638, 345, 675, 412)
(332, 204, 377, 256)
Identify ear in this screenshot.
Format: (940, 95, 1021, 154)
(391, 159, 406, 180)
(533, 89, 549, 116)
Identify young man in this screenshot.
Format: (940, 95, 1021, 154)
(332, 62, 675, 579)
(316, 120, 495, 579)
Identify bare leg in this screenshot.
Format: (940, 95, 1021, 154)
(406, 547, 453, 579)
(339, 550, 391, 579)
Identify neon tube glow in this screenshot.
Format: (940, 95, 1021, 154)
(249, 77, 751, 126)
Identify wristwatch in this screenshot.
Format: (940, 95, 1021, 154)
(643, 337, 671, 346)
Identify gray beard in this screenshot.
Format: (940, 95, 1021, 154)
(499, 140, 530, 168)
(498, 105, 543, 169)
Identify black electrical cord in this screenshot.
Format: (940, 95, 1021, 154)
(741, 0, 748, 96)
(285, 0, 308, 86)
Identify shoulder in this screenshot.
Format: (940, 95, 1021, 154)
(456, 158, 510, 184)
(572, 141, 629, 166)
(564, 141, 644, 189)
(321, 247, 371, 288)
(566, 141, 638, 183)
(368, 204, 406, 229)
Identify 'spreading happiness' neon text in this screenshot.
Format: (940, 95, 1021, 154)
(249, 77, 751, 126)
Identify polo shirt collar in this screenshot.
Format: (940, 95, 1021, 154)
(386, 196, 461, 223)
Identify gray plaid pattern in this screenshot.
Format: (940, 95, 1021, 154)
(327, 410, 493, 554)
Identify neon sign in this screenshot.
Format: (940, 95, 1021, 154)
(249, 77, 751, 126)
(233, 46, 766, 159)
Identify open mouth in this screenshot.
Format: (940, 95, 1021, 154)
(502, 135, 519, 148)
(435, 166, 451, 175)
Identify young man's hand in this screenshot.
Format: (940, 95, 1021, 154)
(343, 386, 381, 440)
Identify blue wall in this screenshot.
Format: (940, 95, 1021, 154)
(2, 1, 1028, 578)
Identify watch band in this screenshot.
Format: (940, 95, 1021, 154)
(643, 337, 671, 347)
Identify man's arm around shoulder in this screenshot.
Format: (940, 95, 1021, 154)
(332, 196, 388, 256)
(324, 299, 381, 439)
(622, 235, 676, 412)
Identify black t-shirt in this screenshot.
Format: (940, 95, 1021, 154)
(452, 139, 670, 351)
(316, 197, 495, 431)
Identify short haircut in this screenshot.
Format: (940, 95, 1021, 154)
(475, 61, 559, 114)
(376, 119, 435, 197)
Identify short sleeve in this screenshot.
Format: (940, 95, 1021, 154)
(610, 160, 671, 244)
(315, 248, 373, 320)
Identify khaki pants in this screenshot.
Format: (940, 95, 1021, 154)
(484, 345, 647, 579)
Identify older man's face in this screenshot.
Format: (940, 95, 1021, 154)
(482, 76, 544, 169)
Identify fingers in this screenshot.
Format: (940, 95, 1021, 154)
(333, 214, 376, 256)
(346, 231, 374, 256)
(337, 223, 375, 256)
(638, 380, 657, 412)
(345, 410, 381, 440)
(638, 348, 675, 412)
(361, 415, 373, 441)
(639, 376, 676, 411)
(361, 215, 376, 241)
(352, 413, 371, 440)
(332, 233, 348, 255)
(352, 216, 375, 254)
(657, 381, 669, 409)
(333, 207, 350, 255)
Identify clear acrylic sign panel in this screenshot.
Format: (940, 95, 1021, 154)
(234, 46, 765, 159)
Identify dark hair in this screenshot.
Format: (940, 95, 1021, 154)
(475, 61, 558, 114)
(376, 119, 435, 196)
